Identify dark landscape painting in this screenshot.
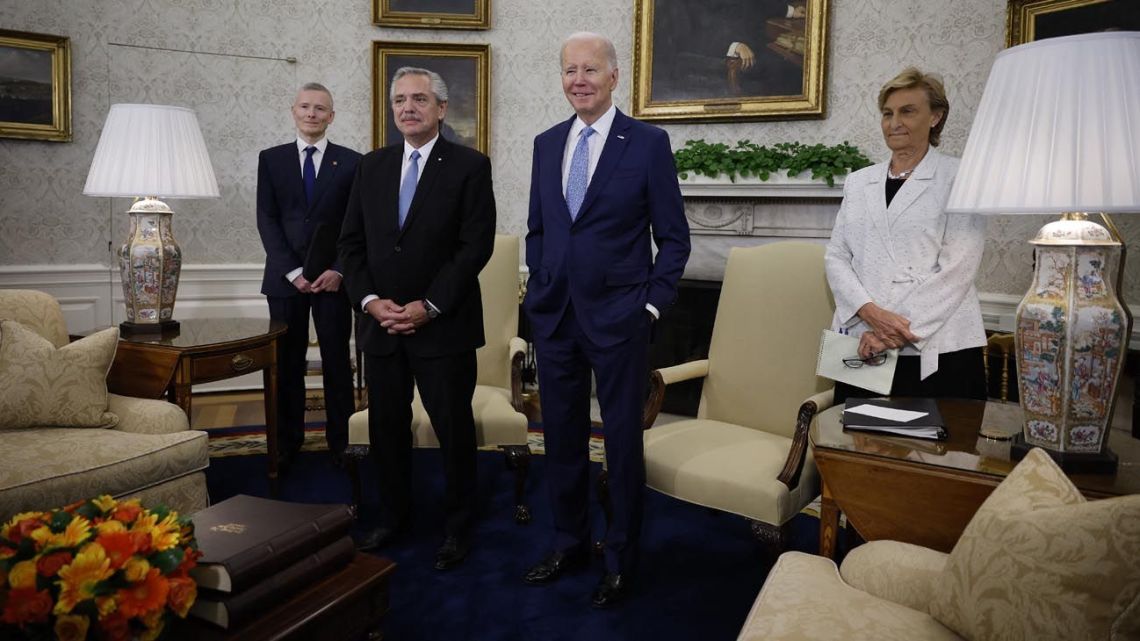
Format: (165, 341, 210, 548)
(0, 44, 53, 125)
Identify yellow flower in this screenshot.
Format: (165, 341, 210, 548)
(95, 519, 126, 535)
(1, 511, 44, 539)
(50, 516, 93, 550)
(54, 543, 113, 615)
(53, 613, 90, 641)
(94, 595, 117, 617)
(8, 560, 37, 589)
(92, 495, 117, 513)
(149, 513, 181, 551)
(123, 557, 151, 583)
(28, 524, 54, 548)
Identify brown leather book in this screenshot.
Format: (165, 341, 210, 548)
(189, 495, 353, 593)
(189, 535, 356, 629)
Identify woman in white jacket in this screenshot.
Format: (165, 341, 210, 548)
(825, 67, 987, 402)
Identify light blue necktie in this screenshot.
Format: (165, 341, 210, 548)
(565, 126, 595, 220)
(398, 149, 420, 229)
(302, 146, 317, 205)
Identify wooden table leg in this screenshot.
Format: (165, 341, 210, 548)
(819, 479, 839, 559)
(264, 348, 280, 498)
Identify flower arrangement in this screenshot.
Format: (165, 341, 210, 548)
(0, 496, 200, 641)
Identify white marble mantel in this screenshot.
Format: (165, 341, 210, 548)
(679, 173, 845, 281)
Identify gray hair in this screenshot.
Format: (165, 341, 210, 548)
(560, 32, 618, 70)
(390, 67, 449, 104)
(297, 82, 333, 107)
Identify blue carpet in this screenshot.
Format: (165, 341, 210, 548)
(206, 448, 826, 641)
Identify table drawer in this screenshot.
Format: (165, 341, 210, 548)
(191, 344, 273, 382)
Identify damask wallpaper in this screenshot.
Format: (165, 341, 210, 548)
(1, 0, 1138, 303)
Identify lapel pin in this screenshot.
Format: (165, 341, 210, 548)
(332, 161, 338, 166)
(617, 135, 625, 140)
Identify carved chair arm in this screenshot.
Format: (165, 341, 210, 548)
(508, 336, 527, 412)
(642, 359, 711, 431)
(776, 387, 835, 489)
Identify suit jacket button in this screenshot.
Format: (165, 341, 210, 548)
(394, 246, 402, 252)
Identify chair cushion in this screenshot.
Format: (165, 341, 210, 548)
(0, 427, 208, 517)
(643, 418, 818, 525)
(929, 448, 1140, 641)
(737, 551, 963, 641)
(840, 540, 949, 615)
(0, 321, 119, 430)
(348, 385, 527, 448)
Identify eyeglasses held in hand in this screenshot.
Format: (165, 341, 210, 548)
(843, 352, 888, 368)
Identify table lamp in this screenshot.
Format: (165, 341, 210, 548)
(946, 31, 1140, 473)
(84, 104, 219, 334)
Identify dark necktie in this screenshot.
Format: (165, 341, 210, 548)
(303, 145, 317, 205)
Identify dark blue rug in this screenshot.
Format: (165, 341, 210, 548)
(206, 448, 826, 641)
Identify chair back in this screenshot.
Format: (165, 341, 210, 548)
(476, 235, 519, 389)
(0, 289, 69, 348)
(699, 242, 834, 438)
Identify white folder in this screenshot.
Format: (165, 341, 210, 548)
(815, 329, 897, 396)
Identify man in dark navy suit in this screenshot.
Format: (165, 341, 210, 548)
(522, 32, 690, 607)
(256, 82, 360, 472)
(338, 68, 496, 571)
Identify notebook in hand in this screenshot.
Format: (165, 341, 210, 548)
(816, 330, 897, 396)
(842, 397, 947, 441)
(302, 222, 340, 282)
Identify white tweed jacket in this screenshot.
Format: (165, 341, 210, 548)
(825, 148, 987, 379)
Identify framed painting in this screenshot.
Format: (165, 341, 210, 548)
(0, 29, 71, 142)
(373, 0, 490, 30)
(372, 42, 489, 153)
(1007, 0, 1140, 47)
(632, 0, 829, 122)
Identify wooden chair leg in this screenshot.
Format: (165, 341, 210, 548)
(750, 520, 789, 563)
(594, 469, 611, 556)
(502, 444, 532, 524)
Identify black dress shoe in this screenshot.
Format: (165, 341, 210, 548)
(354, 524, 406, 551)
(433, 536, 470, 571)
(591, 573, 630, 609)
(523, 550, 586, 585)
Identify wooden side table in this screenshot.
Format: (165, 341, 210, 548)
(173, 553, 396, 641)
(811, 399, 1140, 558)
(102, 318, 288, 495)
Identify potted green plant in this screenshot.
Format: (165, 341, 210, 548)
(674, 139, 872, 187)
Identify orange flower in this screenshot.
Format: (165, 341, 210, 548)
(95, 531, 138, 570)
(166, 576, 197, 618)
(36, 550, 73, 577)
(1, 587, 53, 624)
(111, 500, 143, 524)
(1, 512, 45, 543)
(55, 543, 113, 615)
(116, 568, 168, 618)
(8, 560, 37, 589)
(53, 613, 90, 641)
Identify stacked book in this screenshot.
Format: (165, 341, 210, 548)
(188, 495, 355, 629)
(841, 398, 948, 441)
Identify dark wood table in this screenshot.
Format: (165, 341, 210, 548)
(174, 553, 396, 640)
(811, 399, 1140, 558)
(100, 318, 288, 494)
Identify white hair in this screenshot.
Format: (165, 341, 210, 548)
(390, 67, 449, 104)
(560, 32, 618, 70)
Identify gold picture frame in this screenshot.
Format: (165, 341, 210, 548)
(372, 42, 490, 154)
(1006, 0, 1139, 47)
(0, 29, 71, 142)
(373, 0, 490, 30)
(632, 0, 829, 123)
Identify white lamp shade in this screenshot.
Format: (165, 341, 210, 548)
(946, 31, 1140, 215)
(83, 103, 220, 199)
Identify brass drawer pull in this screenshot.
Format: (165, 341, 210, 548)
(231, 354, 254, 371)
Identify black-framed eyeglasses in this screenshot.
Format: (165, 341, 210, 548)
(843, 352, 888, 368)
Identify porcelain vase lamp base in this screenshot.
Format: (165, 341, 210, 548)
(1013, 216, 1127, 474)
(119, 197, 182, 336)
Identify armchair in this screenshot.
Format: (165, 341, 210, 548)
(345, 234, 532, 522)
(636, 242, 836, 553)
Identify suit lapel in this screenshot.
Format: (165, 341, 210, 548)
(398, 137, 449, 238)
(575, 110, 631, 223)
(885, 152, 934, 225)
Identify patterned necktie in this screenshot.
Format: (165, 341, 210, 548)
(565, 126, 595, 220)
(398, 149, 421, 229)
(303, 146, 317, 205)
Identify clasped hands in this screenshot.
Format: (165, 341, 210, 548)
(364, 298, 431, 335)
(856, 302, 920, 360)
(291, 270, 342, 294)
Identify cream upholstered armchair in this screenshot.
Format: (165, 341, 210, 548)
(0, 289, 208, 518)
(637, 242, 835, 553)
(346, 234, 532, 521)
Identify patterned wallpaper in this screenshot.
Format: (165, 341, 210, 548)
(2, 0, 1139, 303)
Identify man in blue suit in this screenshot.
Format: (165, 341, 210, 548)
(256, 82, 361, 472)
(522, 32, 690, 608)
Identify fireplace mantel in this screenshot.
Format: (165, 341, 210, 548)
(679, 173, 845, 199)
